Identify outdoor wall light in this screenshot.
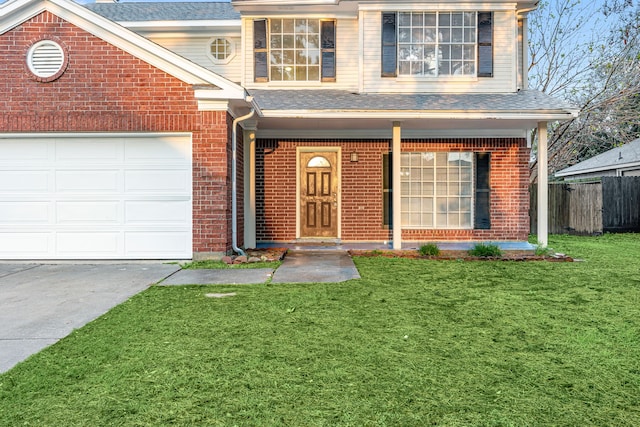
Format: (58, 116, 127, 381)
(350, 152, 359, 162)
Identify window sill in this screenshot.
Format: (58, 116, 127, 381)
(402, 226, 475, 230)
(255, 81, 326, 88)
(394, 76, 479, 83)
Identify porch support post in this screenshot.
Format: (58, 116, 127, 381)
(243, 122, 257, 249)
(537, 121, 548, 247)
(392, 121, 402, 250)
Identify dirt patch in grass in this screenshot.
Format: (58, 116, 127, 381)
(244, 247, 288, 262)
(348, 249, 575, 262)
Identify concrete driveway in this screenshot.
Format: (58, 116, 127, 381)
(0, 263, 180, 373)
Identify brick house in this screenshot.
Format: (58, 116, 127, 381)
(0, 0, 577, 259)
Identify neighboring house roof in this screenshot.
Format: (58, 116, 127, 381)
(555, 138, 640, 178)
(85, 2, 240, 22)
(0, 0, 245, 100)
(249, 89, 578, 120)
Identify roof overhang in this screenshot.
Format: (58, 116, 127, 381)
(258, 110, 575, 121)
(555, 161, 640, 177)
(247, 89, 578, 138)
(122, 20, 241, 33)
(0, 0, 246, 101)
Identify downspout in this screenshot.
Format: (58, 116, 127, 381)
(231, 98, 255, 257)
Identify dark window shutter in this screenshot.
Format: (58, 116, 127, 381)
(475, 153, 491, 229)
(383, 153, 392, 227)
(321, 20, 336, 82)
(477, 12, 493, 77)
(254, 19, 268, 82)
(381, 12, 397, 77)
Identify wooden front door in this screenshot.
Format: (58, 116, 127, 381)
(300, 152, 339, 238)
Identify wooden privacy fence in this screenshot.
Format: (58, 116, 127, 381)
(530, 177, 640, 235)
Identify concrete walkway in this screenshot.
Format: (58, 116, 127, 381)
(271, 250, 360, 283)
(161, 250, 360, 285)
(160, 268, 274, 285)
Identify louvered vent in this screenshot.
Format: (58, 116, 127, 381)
(27, 41, 65, 78)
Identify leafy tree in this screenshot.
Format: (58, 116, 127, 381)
(528, 0, 640, 180)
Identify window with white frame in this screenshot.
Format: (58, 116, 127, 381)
(398, 12, 476, 76)
(269, 19, 320, 81)
(400, 152, 473, 228)
(208, 38, 235, 64)
(382, 11, 493, 78)
(253, 18, 336, 82)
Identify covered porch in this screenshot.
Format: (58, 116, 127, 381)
(238, 89, 578, 250)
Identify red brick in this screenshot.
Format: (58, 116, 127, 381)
(0, 12, 236, 255)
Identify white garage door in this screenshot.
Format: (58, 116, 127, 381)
(0, 133, 192, 259)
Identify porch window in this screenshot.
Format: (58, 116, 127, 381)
(381, 11, 493, 78)
(400, 152, 473, 228)
(253, 19, 336, 82)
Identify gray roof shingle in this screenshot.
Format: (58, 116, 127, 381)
(556, 138, 640, 176)
(85, 2, 240, 22)
(249, 89, 577, 113)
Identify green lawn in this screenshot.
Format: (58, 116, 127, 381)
(1, 234, 639, 426)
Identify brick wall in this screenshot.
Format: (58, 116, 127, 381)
(256, 138, 530, 242)
(0, 11, 233, 255)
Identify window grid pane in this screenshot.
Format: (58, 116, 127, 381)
(400, 152, 474, 229)
(269, 19, 321, 81)
(398, 11, 476, 77)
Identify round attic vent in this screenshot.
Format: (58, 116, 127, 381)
(27, 40, 65, 79)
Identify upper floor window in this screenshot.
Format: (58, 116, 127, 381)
(208, 38, 235, 64)
(253, 19, 336, 82)
(382, 11, 493, 78)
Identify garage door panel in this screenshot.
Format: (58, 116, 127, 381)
(56, 201, 120, 223)
(0, 170, 50, 192)
(125, 200, 190, 223)
(0, 134, 192, 259)
(0, 233, 51, 255)
(56, 232, 120, 255)
(125, 231, 191, 256)
(0, 201, 50, 223)
(125, 170, 190, 192)
(56, 140, 123, 162)
(56, 170, 120, 192)
(0, 140, 50, 162)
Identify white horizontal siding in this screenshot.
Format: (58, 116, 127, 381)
(146, 35, 242, 84)
(362, 10, 517, 93)
(242, 17, 359, 91)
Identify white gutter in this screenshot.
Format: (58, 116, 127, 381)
(231, 100, 255, 257)
(257, 110, 579, 120)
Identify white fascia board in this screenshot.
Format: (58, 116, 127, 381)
(4, 0, 245, 100)
(256, 128, 528, 139)
(234, 0, 339, 5)
(358, 2, 517, 11)
(259, 110, 578, 121)
(555, 161, 640, 177)
(197, 99, 230, 111)
(242, 11, 356, 18)
(121, 20, 241, 30)
(0, 0, 45, 34)
(0, 131, 192, 139)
